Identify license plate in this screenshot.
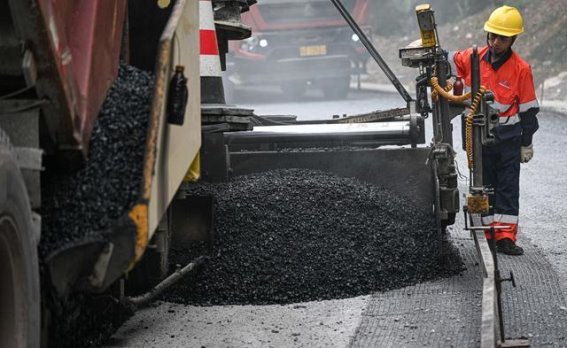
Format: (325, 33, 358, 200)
(299, 45, 327, 57)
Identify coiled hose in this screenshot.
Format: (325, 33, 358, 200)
(430, 76, 486, 169)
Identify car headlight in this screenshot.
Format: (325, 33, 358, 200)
(241, 36, 259, 51)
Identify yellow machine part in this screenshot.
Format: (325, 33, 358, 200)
(128, 203, 150, 267)
(184, 152, 201, 182)
(128, 0, 201, 267)
(466, 194, 490, 214)
(416, 4, 437, 48)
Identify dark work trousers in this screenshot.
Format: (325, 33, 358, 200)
(482, 136, 521, 224)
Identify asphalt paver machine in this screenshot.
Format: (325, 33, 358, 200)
(200, 3, 531, 346)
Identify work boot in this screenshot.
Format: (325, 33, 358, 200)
(496, 238, 524, 256)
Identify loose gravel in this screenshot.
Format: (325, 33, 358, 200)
(40, 63, 153, 347)
(39, 63, 154, 258)
(164, 168, 464, 306)
(35, 64, 463, 344)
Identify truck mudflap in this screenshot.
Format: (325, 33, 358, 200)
(44, 0, 201, 298)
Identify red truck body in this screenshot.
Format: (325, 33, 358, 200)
(5, 0, 126, 156)
(35, 0, 126, 151)
(225, 0, 370, 99)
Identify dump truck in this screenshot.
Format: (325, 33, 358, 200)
(222, 0, 371, 99)
(0, 0, 256, 345)
(1, 0, 512, 346)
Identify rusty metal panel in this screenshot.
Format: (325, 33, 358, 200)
(146, 0, 201, 245)
(9, 0, 126, 156)
(36, 0, 200, 293)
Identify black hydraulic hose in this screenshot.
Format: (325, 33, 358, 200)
(123, 255, 209, 308)
(329, 0, 413, 104)
(0, 85, 35, 100)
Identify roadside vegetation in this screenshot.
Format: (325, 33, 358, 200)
(368, 0, 567, 100)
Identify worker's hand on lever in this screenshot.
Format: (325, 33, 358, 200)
(521, 144, 534, 163)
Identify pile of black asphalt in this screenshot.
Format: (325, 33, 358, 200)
(40, 63, 153, 348)
(163, 168, 464, 306)
(39, 62, 153, 258)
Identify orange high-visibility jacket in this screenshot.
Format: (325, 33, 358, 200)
(449, 46, 539, 145)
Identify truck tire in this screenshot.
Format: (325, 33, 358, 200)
(0, 141, 40, 348)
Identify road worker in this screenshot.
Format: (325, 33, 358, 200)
(448, 5, 540, 255)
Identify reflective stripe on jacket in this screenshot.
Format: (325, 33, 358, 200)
(449, 46, 539, 142)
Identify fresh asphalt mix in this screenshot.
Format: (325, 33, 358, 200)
(106, 85, 567, 347)
(40, 75, 567, 347)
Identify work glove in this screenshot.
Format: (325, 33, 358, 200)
(520, 144, 534, 163)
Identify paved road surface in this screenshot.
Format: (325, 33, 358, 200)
(108, 87, 567, 347)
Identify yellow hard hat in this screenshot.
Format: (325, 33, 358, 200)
(484, 6, 524, 37)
